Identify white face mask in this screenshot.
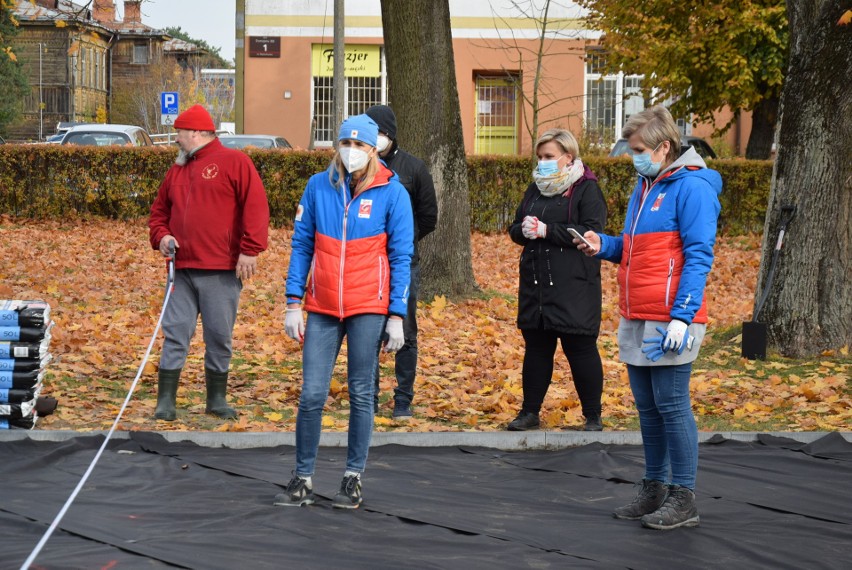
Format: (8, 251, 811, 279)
(376, 134, 391, 153)
(339, 146, 371, 172)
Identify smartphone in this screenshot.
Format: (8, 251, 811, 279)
(567, 227, 596, 252)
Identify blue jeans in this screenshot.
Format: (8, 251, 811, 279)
(296, 312, 385, 476)
(627, 363, 698, 489)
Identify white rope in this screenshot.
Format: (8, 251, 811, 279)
(20, 260, 175, 570)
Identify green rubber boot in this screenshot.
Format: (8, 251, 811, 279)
(154, 368, 181, 421)
(205, 368, 237, 419)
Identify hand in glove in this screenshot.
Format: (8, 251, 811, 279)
(384, 318, 404, 352)
(641, 327, 668, 362)
(521, 216, 547, 240)
(661, 320, 690, 352)
(641, 321, 693, 362)
(284, 306, 305, 342)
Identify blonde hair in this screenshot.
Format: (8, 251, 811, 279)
(535, 128, 580, 159)
(622, 105, 681, 164)
(328, 148, 380, 195)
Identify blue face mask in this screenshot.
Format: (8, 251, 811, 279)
(537, 159, 560, 176)
(632, 143, 664, 177)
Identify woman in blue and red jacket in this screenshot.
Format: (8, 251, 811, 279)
(578, 106, 721, 531)
(276, 114, 413, 510)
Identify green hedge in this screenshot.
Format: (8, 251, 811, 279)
(0, 145, 771, 234)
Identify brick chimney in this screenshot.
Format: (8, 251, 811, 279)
(92, 0, 116, 23)
(123, 0, 142, 24)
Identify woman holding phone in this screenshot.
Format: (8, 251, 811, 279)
(576, 105, 721, 530)
(507, 128, 607, 432)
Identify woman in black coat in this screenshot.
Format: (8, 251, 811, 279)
(507, 128, 607, 431)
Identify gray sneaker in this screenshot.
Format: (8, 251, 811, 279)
(332, 473, 363, 509)
(612, 479, 668, 520)
(272, 474, 315, 507)
(641, 485, 700, 530)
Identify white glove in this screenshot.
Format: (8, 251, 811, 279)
(522, 216, 537, 239)
(285, 306, 305, 342)
(661, 319, 689, 352)
(384, 318, 404, 352)
(522, 216, 547, 239)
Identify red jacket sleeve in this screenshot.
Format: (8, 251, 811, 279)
(148, 169, 175, 250)
(236, 155, 270, 256)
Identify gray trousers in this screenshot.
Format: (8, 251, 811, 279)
(160, 269, 242, 373)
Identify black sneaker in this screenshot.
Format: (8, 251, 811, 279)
(507, 411, 540, 431)
(583, 414, 603, 431)
(612, 479, 668, 520)
(392, 402, 413, 419)
(332, 474, 362, 509)
(641, 485, 700, 530)
(272, 474, 315, 507)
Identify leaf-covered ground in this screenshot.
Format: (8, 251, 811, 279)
(2, 216, 849, 433)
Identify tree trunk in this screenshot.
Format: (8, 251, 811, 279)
(380, 0, 478, 300)
(744, 95, 778, 160)
(754, 0, 852, 357)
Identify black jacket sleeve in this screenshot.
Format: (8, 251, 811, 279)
(508, 183, 537, 245)
(413, 160, 438, 240)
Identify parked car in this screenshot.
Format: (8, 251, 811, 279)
(219, 134, 291, 150)
(45, 133, 64, 144)
(609, 136, 717, 160)
(61, 124, 153, 147)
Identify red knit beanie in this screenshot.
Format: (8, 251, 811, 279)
(174, 104, 215, 131)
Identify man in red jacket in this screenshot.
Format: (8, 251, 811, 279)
(148, 104, 269, 421)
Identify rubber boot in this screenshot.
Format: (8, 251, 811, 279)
(154, 368, 181, 421)
(205, 368, 237, 419)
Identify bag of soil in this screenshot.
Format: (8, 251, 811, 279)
(0, 388, 37, 403)
(0, 415, 37, 429)
(0, 338, 50, 359)
(0, 369, 44, 390)
(0, 399, 36, 419)
(0, 355, 51, 372)
(0, 300, 51, 328)
(0, 326, 53, 342)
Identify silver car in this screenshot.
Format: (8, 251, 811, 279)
(61, 124, 153, 147)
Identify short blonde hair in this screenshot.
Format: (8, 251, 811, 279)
(622, 105, 681, 164)
(535, 128, 580, 159)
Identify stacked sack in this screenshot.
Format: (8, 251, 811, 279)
(1, 300, 57, 429)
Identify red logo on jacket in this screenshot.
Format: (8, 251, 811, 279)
(650, 193, 666, 212)
(358, 199, 373, 218)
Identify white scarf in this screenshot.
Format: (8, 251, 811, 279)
(533, 159, 586, 197)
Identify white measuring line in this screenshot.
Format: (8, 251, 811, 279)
(21, 253, 175, 570)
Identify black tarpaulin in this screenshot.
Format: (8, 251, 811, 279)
(1, 433, 850, 569)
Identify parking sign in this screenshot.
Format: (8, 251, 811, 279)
(160, 92, 179, 126)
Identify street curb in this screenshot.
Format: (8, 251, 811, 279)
(1, 430, 848, 450)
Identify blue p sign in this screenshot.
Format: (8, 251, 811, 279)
(160, 92, 179, 115)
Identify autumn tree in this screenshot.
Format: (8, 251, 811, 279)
(476, 0, 587, 159)
(580, 0, 788, 159)
(0, 0, 29, 135)
(754, 0, 852, 357)
(379, 0, 478, 298)
(111, 57, 206, 134)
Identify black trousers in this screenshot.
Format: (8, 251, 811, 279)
(520, 328, 603, 417)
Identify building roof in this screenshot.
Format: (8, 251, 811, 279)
(13, 0, 166, 38)
(164, 37, 207, 55)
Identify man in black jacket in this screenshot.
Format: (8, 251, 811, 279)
(366, 105, 438, 419)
